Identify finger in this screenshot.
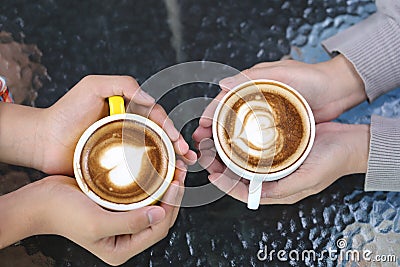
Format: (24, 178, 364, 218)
(97, 206, 165, 237)
(196, 138, 226, 174)
(260, 188, 315, 205)
(174, 160, 188, 184)
(208, 173, 248, 203)
(131, 103, 180, 142)
(161, 181, 183, 208)
(180, 150, 198, 166)
(160, 181, 184, 228)
(251, 61, 282, 69)
(79, 75, 155, 106)
(168, 184, 184, 228)
(198, 148, 218, 171)
(161, 160, 186, 225)
(198, 137, 216, 151)
(160, 181, 183, 210)
(160, 169, 185, 208)
(172, 134, 198, 165)
(260, 171, 313, 200)
(199, 90, 228, 128)
(192, 126, 212, 143)
(219, 66, 288, 91)
(173, 134, 189, 156)
(197, 143, 226, 174)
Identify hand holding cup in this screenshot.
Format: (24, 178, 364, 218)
(210, 79, 315, 209)
(41, 75, 196, 175)
(74, 95, 178, 210)
(194, 58, 369, 207)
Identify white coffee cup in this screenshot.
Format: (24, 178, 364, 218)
(212, 80, 315, 210)
(74, 96, 176, 211)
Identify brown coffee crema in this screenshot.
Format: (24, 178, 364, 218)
(80, 120, 169, 204)
(216, 82, 311, 173)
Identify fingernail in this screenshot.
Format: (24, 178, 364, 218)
(139, 90, 155, 102)
(147, 207, 164, 225)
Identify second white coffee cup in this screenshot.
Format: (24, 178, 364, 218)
(212, 79, 315, 210)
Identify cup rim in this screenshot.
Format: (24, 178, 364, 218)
(212, 79, 315, 182)
(73, 113, 176, 211)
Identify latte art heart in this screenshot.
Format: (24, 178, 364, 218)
(215, 82, 311, 174)
(80, 120, 169, 204)
(98, 144, 153, 188)
(231, 98, 281, 161)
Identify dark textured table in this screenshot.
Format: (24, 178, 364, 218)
(0, 1, 399, 266)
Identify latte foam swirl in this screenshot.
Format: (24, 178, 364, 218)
(230, 97, 281, 160)
(215, 82, 311, 174)
(80, 120, 169, 204)
(99, 144, 153, 188)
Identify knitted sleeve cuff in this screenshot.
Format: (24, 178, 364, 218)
(322, 12, 400, 102)
(365, 115, 400, 191)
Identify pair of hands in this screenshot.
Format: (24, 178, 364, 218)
(193, 55, 370, 205)
(2, 75, 196, 266)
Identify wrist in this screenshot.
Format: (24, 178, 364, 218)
(345, 124, 370, 174)
(317, 54, 367, 113)
(0, 180, 46, 248)
(0, 103, 47, 171)
(33, 108, 54, 173)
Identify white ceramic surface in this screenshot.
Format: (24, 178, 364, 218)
(212, 79, 315, 210)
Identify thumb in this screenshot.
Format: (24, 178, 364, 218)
(219, 63, 287, 90)
(77, 75, 155, 106)
(97, 206, 166, 237)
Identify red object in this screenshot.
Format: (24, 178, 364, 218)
(0, 76, 14, 103)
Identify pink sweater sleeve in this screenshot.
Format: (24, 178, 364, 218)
(322, 0, 400, 191)
(322, 0, 400, 102)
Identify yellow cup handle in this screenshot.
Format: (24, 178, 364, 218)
(108, 96, 126, 115)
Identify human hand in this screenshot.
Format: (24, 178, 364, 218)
(0, 160, 187, 266)
(193, 55, 366, 147)
(196, 55, 366, 133)
(197, 122, 369, 205)
(192, 56, 368, 205)
(38, 75, 196, 174)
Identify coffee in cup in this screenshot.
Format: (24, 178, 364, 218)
(212, 80, 315, 209)
(74, 96, 175, 211)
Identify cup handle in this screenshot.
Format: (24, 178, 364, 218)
(247, 176, 263, 210)
(108, 96, 126, 115)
